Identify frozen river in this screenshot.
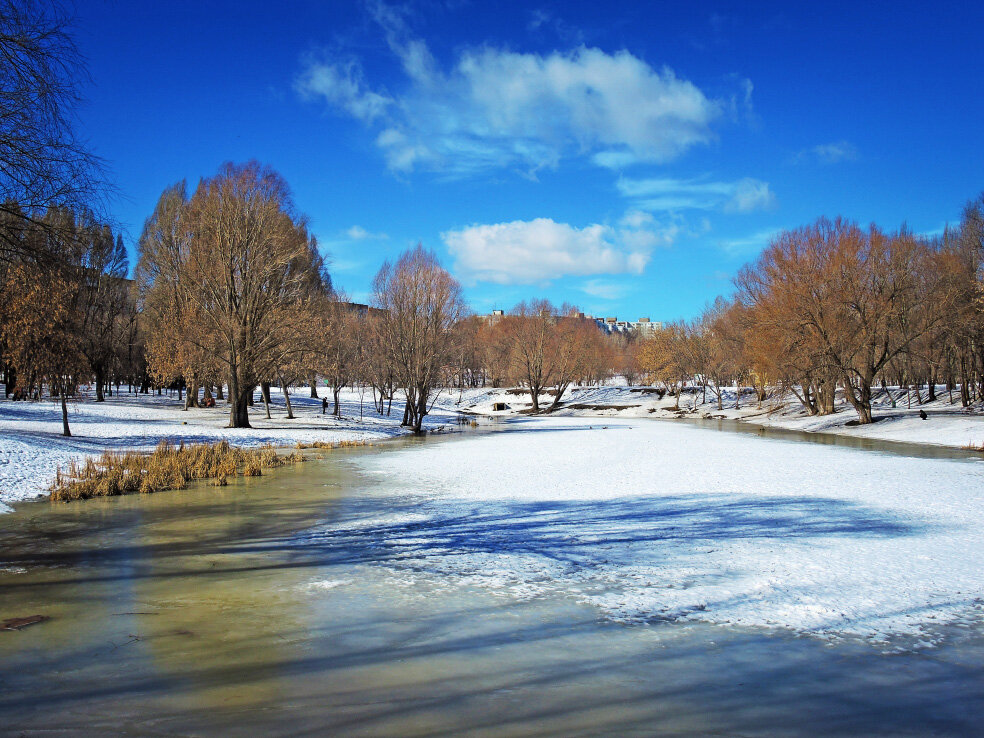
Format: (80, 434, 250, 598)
(1, 417, 983, 735)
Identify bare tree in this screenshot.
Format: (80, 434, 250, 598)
(372, 245, 465, 432)
(318, 295, 361, 417)
(508, 299, 557, 413)
(0, 0, 106, 264)
(547, 307, 605, 410)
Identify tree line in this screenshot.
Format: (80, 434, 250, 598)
(8, 174, 980, 435)
(0, 158, 643, 436)
(634, 201, 984, 424)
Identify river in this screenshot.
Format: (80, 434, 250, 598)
(1, 418, 983, 736)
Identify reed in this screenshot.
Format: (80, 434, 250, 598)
(50, 440, 304, 501)
(295, 439, 373, 450)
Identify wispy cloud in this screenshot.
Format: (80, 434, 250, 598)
(791, 140, 858, 165)
(617, 176, 776, 213)
(345, 225, 389, 241)
(297, 3, 725, 177)
(718, 227, 783, 256)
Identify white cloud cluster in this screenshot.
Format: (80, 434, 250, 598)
(617, 176, 776, 212)
(296, 8, 722, 176)
(442, 217, 662, 284)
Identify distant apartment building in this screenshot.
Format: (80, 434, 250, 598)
(482, 309, 662, 335)
(591, 315, 663, 336)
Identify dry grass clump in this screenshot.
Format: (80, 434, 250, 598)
(50, 440, 304, 502)
(295, 439, 373, 450)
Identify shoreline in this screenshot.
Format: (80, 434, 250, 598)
(4, 383, 983, 511)
(459, 384, 984, 453)
(0, 387, 461, 509)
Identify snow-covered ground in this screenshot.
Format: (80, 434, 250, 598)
(0, 385, 463, 509)
(459, 383, 984, 450)
(341, 415, 984, 647)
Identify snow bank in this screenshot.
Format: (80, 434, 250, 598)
(341, 416, 984, 645)
(0, 386, 464, 506)
(460, 384, 984, 451)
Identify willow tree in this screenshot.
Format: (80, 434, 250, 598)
(135, 182, 220, 406)
(372, 245, 465, 432)
(738, 218, 953, 424)
(138, 162, 322, 427)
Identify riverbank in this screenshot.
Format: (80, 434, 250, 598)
(4, 382, 984, 511)
(459, 384, 984, 451)
(0, 386, 463, 510)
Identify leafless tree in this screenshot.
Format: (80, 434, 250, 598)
(0, 0, 106, 265)
(372, 245, 465, 432)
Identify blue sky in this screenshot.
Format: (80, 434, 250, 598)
(72, 1, 983, 321)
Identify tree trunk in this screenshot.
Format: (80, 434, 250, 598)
(282, 379, 294, 419)
(549, 383, 570, 411)
(94, 364, 105, 402)
(414, 389, 428, 432)
(960, 357, 971, 407)
(216, 383, 224, 401)
(844, 377, 874, 424)
(261, 382, 272, 419)
(309, 376, 319, 398)
(333, 387, 341, 417)
(229, 376, 251, 428)
(60, 387, 71, 437)
(529, 386, 540, 413)
(185, 376, 199, 409)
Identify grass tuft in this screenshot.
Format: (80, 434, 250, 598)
(295, 439, 373, 450)
(50, 440, 305, 502)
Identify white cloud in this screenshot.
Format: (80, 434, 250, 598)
(723, 178, 777, 213)
(295, 60, 392, 123)
(442, 217, 661, 284)
(617, 176, 776, 213)
(345, 225, 389, 241)
(298, 13, 722, 176)
(792, 140, 858, 165)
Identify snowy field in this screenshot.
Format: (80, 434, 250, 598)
(0, 385, 462, 509)
(336, 415, 984, 647)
